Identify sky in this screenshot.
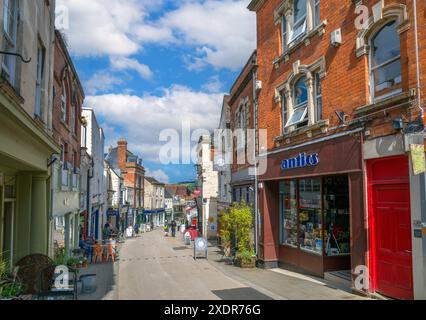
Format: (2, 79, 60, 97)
(56, 0, 256, 184)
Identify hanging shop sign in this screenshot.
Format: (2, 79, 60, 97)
(410, 144, 425, 175)
(281, 153, 319, 171)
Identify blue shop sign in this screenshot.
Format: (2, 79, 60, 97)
(281, 153, 319, 171)
(107, 209, 119, 217)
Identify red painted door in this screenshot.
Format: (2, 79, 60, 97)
(368, 156, 413, 300)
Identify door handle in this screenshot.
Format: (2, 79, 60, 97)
(405, 250, 412, 254)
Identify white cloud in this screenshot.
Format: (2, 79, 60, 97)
(57, 0, 145, 56)
(110, 57, 153, 80)
(57, 0, 255, 71)
(162, 0, 256, 70)
(85, 71, 124, 95)
(145, 168, 170, 184)
(202, 76, 224, 93)
(84, 85, 223, 163)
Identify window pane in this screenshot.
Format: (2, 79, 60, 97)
(373, 59, 402, 97)
(285, 106, 307, 127)
(280, 181, 298, 247)
(289, 19, 306, 43)
(281, 91, 287, 130)
(314, 0, 320, 26)
(315, 74, 322, 121)
(294, 76, 308, 106)
(324, 177, 350, 256)
(299, 179, 322, 255)
(282, 16, 287, 50)
(371, 21, 400, 67)
(294, 0, 307, 22)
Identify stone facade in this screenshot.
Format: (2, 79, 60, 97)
(197, 135, 219, 239)
(0, 0, 58, 263)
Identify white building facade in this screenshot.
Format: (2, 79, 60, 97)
(197, 135, 219, 239)
(82, 109, 105, 241)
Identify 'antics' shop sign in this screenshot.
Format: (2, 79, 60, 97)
(281, 153, 319, 171)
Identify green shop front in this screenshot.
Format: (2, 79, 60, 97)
(0, 93, 59, 264)
(258, 133, 366, 279)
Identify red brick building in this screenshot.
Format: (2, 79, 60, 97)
(51, 30, 85, 254)
(249, 0, 425, 299)
(105, 140, 145, 227)
(229, 50, 257, 204)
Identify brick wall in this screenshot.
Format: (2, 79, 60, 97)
(52, 31, 84, 168)
(254, 0, 425, 152)
(230, 52, 256, 174)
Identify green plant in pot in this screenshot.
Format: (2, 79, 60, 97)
(66, 258, 80, 269)
(236, 250, 257, 269)
(218, 210, 232, 257)
(228, 202, 257, 268)
(0, 254, 24, 300)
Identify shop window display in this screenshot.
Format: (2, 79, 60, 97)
(280, 181, 298, 247)
(324, 177, 350, 256)
(298, 179, 322, 255)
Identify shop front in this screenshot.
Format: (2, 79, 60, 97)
(258, 132, 366, 280)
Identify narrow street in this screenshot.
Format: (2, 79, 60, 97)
(111, 230, 366, 300)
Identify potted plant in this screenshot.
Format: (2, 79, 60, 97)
(81, 258, 89, 269)
(235, 250, 257, 269)
(66, 258, 79, 269)
(218, 211, 232, 258)
(0, 255, 24, 300)
(223, 202, 257, 268)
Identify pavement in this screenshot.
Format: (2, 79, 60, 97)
(107, 229, 368, 300)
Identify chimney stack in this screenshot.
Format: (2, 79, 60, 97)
(117, 139, 128, 170)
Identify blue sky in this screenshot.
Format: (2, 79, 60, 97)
(57, 0, 256, 183)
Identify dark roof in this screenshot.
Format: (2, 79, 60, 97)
(105, 147, 135, 170)
(164, 190, 173, 199)
(145, 177, 165, 186)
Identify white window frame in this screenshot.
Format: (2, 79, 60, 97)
(61, 79, 68, 123)
(281, 15, 287, 53)
(368, 21, 402, 102)
(288, 0, 307, 45)
(315, 73, 322, 122)
(285, 77, 309, 128)
(281, 90, 288, 133)
(314, 0, 320, 27)
(35, 43, 45, 118)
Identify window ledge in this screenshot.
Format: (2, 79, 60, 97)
(273, 20, 328, 67)
(275, 119, 330, 143)
(353, 90, 414, 116)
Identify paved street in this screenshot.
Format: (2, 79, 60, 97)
(110, 230, 366, 300)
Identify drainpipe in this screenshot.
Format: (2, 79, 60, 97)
(413, 0, 426, 300)
(253, 62, 259, 256)
(413, 0, 423, 121)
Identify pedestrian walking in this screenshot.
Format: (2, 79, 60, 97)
(134, 223, 139, 236)
(164, 224, 169, 237)
(171, 220, 177, 237)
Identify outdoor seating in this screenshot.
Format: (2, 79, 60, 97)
(15, 254, 77, 300)
(37, 265, 78, 300)
(92, 244, 103, 263)
(105, 243, 116, 263)
(15, 254, 54, 295)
